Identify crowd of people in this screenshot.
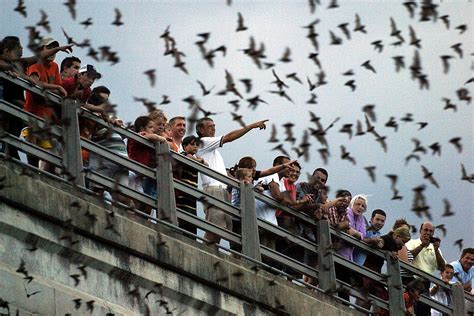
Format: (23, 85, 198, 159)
(1, 36, 472, 315)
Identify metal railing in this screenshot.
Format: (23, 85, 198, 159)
(0, 71, 471, 315)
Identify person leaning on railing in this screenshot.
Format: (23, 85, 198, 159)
(0, 36, 72, 161)
(392, 218, 416, 285)
(127, 116, 167, 214)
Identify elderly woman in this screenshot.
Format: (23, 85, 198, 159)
(338, 194, 368, 261)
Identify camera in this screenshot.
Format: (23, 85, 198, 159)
(430, 236, 441, 243)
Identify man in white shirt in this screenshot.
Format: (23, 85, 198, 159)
(196, 117, 268, 244)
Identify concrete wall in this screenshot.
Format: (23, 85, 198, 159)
(0, 159, 362, 316)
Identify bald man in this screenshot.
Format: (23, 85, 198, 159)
(406, 222, 445, 316)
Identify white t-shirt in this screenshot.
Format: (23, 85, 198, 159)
(255, 174, 280, 225)
(196, 136, 227, 186)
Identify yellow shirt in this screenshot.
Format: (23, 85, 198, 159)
(406, 238, 444, 275)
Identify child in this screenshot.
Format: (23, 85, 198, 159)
(127, 116, 167, 200)
(429, 264, 455, 316)
(404, 279, 425, 315)
(173, 135, 207, 236)
(229, 168, 254, 255)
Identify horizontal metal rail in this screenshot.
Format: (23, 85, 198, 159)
(1, 71, 469, 313)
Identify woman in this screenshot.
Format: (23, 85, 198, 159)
(339, 194, 368, 261)
(393, 218, 415, 285)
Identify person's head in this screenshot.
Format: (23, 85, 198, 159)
(134, 116, 154, 134)
(182, 135, 201, 155)
(286, 161, 301, 184)
(441, 264, 455, 281)
(0, 36, 23, 62)
(196, 117, 215, 137)
(392, 226, 411, 249)
(169, 116, 186, 141)
(370, 209, 386, 231)
(460, 248, 474, 271)
(312, 168, 328, 185)
(392, 218, 410, 231)
(77, 64, 101, 89)
(406, 279, 425, 301)
(38, 37, 59, 63)
(350, 194, 368, 216)
(87, 86, 110, 105)
(272, 155, 290, 177)
(319, 186, 329, 204)
(335, 189, 352, 211)
(238, 156, 257, 178)
(60, 56, 81, 78)
(235, 168, 253, 184)
(149, 110, 168, 135)
(419, 222, 434, 244)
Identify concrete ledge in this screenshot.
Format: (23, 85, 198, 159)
(0, 159, 362, 315)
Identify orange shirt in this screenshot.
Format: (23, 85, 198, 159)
(24, 62, 61, 120)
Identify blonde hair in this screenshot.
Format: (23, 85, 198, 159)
(393, 226, 411, 240)
(235, 168, 252, 180)
(349, 194, 368, 209)
(148, 109, 167, 123)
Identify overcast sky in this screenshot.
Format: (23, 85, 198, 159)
(1, 0, 472, 263)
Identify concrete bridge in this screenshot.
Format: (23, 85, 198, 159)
(0, 159, 359, 315)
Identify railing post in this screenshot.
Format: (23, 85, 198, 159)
(155, 143, 177, 225)
(386, 253, 406, 315)
(240, 182, 261, 261)
(451, 283, 466, 315)
(317, 220, 336, 293)
(61, 99, 85, 187)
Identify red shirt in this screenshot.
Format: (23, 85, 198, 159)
(276, 177, 296, 217)
(61, 76, 91, 102)
(127, 138, 156, 168)
(24, 62, 61, 119)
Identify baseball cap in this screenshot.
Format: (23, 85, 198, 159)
(39, 37, 59, 47)
(78, 64, 102, 79)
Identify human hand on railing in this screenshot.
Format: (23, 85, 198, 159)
(55, 85, 68, 97)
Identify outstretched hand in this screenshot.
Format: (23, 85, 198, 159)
(58, 44, 74, 53)
(248, 119, 269, 130)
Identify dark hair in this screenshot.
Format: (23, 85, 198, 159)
(273, 155, 289, 166)
(461, 248, 474, 259)
(335, 189, 351, 198)
(134, 116, 152, 133)
(291, 161, 302, 170)
(406, 279, 425, 292)
(87, 86, 110, 105)
(371, 209, 386, 219)
(60, 56, 81, 72)
(0, 36, 21, 55)
(238, 156, 256, 169)
(312, 167, 328, 179)
(443, 264, 454, 271)
(182, 135, 200, 147)
(196, 117, 213, 137)
(392, 218, 409, 230)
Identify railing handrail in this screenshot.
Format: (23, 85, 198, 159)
(1, 71, 468, 314)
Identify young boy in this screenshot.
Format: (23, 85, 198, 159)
(127, 116, 167, 200)
(23, 37, 68, 172)
(429, 264, 455, 316)
(173, 135, 207, 236)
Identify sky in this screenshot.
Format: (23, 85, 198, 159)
(1, 0, 473, 263)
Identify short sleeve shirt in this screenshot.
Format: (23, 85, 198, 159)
(196, 136, 226, 186)
(24, 62, 61, 119)
(449, 260, 474, 285)
(255, 173, 279, 225)
(406, 238, 444, 275)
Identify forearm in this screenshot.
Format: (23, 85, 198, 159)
(435, 250, 445, 270)
(410, 243, 424, 258)
(259, 164, 283, 177)
(222, 125, 252, 144)
(429, 285, 439, 296)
